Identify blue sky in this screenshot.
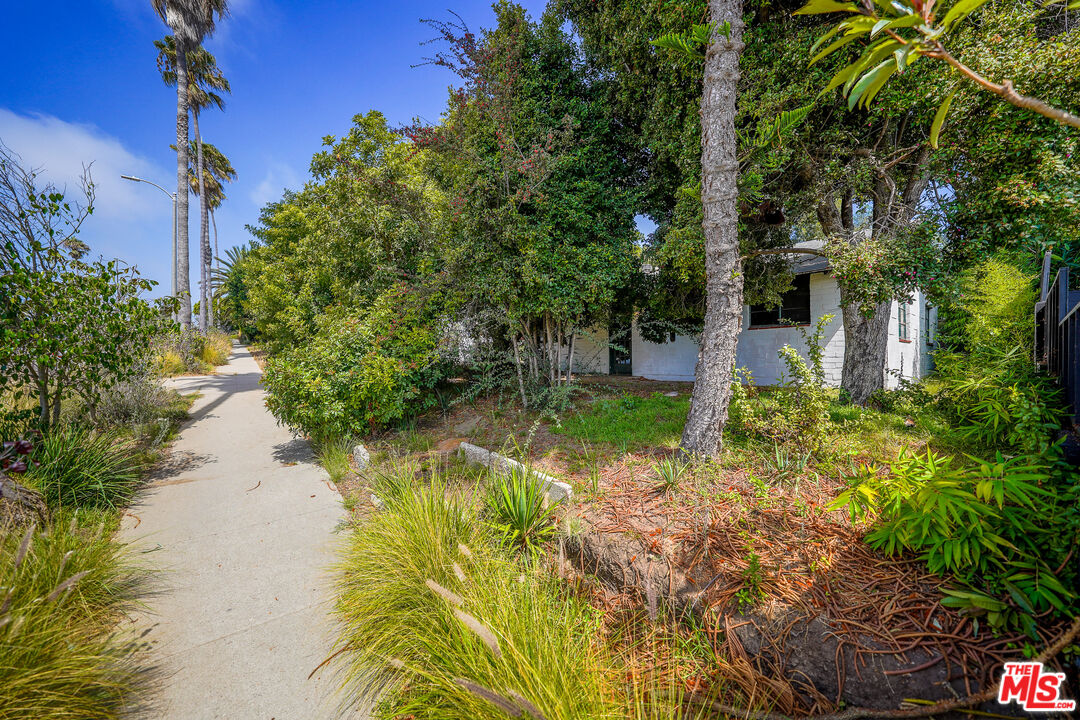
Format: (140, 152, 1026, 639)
(0, 0, 550, 296)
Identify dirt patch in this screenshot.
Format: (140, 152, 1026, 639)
(563, 461, 1064, 712)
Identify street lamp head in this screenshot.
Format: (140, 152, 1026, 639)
(121, 175, 142, 182)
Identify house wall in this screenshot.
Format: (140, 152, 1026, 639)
(569, 327, 610, 374)
(567, 272, 937, 388)
(630, 323, 701, 382)
(734, 272, 845, 386)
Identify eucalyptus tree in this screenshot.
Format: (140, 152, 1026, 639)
(156, 36, 230, 330)
(151, 0, 228, 328)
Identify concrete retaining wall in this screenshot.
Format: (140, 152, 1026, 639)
(458, 442, 573, 503)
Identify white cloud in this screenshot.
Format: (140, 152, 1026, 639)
(249, 162, 301, 207)
(0, 108, 168, 221)
(0, 108, 177, 294)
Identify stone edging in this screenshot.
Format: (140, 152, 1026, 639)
(457, 442, 573, 502)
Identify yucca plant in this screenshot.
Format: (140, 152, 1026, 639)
(485, 466, 559, 553)
(26, 426, 143, 510)
(651, 458, 689, 493)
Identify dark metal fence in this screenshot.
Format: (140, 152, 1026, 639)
(1035, 264, 1080, 439)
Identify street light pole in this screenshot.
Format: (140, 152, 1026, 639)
(121, 175, 178, 317)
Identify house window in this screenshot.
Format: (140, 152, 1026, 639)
(898, 302, 910, 341)
(749, 274, 811, 328)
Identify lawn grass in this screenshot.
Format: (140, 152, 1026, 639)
(554, 392, 690, 451)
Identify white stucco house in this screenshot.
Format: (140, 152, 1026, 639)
(569, 253, 936, 388)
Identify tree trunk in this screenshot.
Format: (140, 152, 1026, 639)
(0, 474, 48, 529)
(175, 42, 192, 329)
(566, 330, 576, 387)
(194, 111, 210, 332)
(36, 365, 49, 427)
(513, 333, 528, 409)
(840, 292, 890, 405)
(680, 0, 745, 458)
(211, 208, 218, 329)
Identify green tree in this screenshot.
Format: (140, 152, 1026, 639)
(243, 111, 444, 353)
(797, 0, 1080, 134)
(151, 0, 228, 329)
(405, 3, 639, 403)
(213, 243, 256, 337)
(0, 146, 157, 427)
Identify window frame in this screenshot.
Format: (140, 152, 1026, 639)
(748, 274, 812, 329)
(898, 302, 911, 342)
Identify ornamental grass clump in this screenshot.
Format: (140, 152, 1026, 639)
(332, 471, 614, 719)
(26, 426, 143, 511)
(0, 512, 155, 719)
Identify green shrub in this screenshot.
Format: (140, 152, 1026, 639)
(0, 513, 153, 719)
(199, 331, 232, 367)
(936, 346, 1063, 454)
(25, 427, 142, 511)
(152, 328, 231, 376)
(262, 285, 448, 441)
(89, 360, 170, 428)
(939, 257, 1037, 355)
(484, 466, 560, 553)
(832, 449, 1079, 635)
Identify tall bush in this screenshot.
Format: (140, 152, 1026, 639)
(936, 258, 1063, 454)
(262, 285, 448, 440)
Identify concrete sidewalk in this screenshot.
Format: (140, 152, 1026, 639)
(122, 342, 346, 719)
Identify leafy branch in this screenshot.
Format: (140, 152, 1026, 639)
(796, 0, 1080, 145)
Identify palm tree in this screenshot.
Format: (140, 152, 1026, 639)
(188, 142, 235, 327)
(151, 0, 228, 329)
(155, 37, 230, 330)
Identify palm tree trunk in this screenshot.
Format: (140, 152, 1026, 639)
(680, 0, 745, 458)
(175, 41, 192, 329)
(194, 110, 209, 332)
(210, 207, 218, 329)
